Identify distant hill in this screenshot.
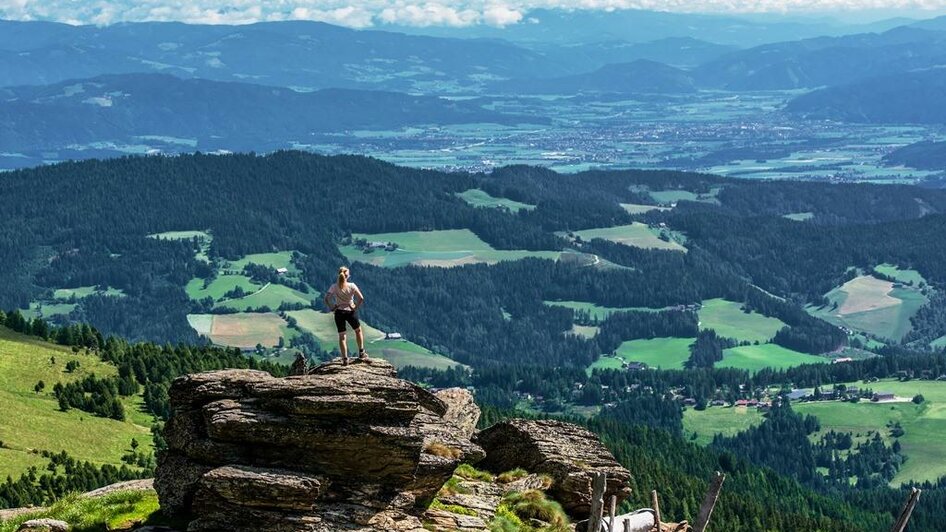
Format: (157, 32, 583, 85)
(0, 20, 565, 92)
(0, 73, 541, 154)
(694, 26, 946, 90)
(785, 68, 946, 124)
(884, 141, 946, 170)
(537, 37, 739, 70)
(491, 60, 696, 95)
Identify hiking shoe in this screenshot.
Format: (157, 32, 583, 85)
(358, 350, 369, 361)
(341, 356, 349, 366)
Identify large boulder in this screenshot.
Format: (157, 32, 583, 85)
(155, 358, 481, 531)
(474, 419, 632, 519)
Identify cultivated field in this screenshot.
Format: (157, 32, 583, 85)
(456, 188, 535, 213)
(185, 275, 261, 302)
(567, 223, 686, 252)
(683, 405, 765, 445)
(286, 309, 463, 370)
(783, 212, 814, 221)
(214, 283, 317, 311)
(699, 298, 787, 343)
(0, 328, 151, 479)
(188, 312, 287, 349)
(589, 337, 695, 373)
(620, 203, 670, 215)
(807, 274, 928, 341)
(874, 264, 926, 286)
(340, 229, 560, 268)
(53, 286, 125, 300)
(718, 344, 827, 373)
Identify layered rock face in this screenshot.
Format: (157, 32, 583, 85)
(155, 359, 481, 531)
(474, 419, 633, 519)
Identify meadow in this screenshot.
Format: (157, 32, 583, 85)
(456, 188, 535, 213)
(0, 328, 151, 479)
(567, 223, 686, 252)
(698, 298, 787, 343)
(807, 274, 928, 341)
(683, 405, 765, 445)
(340, 229, 560, 268)
(589, 337, 695, 373)
(187, 312, 288, 349)
(717, 344, 828, 373)
(213, 283, 317, 312)
(544, 300, 665, 322)
(620, 203, 669, 215)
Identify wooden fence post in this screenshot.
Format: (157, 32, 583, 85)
(651, 490, 661, 532)
(694, 471, 726, 532)
(890, 488, 921, 532)
(588, 472, 607, 532)
(608, 494, 617, 532)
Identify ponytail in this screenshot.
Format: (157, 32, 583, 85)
(337, 266, 349, 289)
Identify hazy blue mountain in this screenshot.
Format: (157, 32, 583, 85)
(694, 26, 946, 90)
(785, 68, 946, 124)
(491, 60, 696, 95)
(884, 141, 946, 170)
(0, 73, 542, 154)
(536, 37, 738, 70)
(910, 15, 946, 31)
(385, 8, 904, 47)
(0, 20, 568, 92)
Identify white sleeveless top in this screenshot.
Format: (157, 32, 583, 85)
(327, 282, 359, 311)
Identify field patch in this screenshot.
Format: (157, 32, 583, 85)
(340, 229, 560, 268)
(0, 328, 151, 479)
(807, 274, 928, 341)
(286, 309, 463, 370)
(590, 337, 695, 373)
(215, 283, 317, 311)
(699, 298, 787, 343)
(648, 187, 721, 206)
(683, 406, 765, 445)
(147, 229, 211, 262)
(185, 275, 261, 302)
(53, 286, 125, 300)
(783, 212, 814, 221)
(456, 188, 535, 213)
(545, 300, 666, 322)
(620, 203, 670, 215)
(874, 263, 926, 286)
(566, 223, 686, 252)
(227, 251, 297, 273)
(189, 312, 287, 349)
(718, 344, 827, 373)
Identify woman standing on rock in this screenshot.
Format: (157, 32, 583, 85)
(324, 266, 367, 365)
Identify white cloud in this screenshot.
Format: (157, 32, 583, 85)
(0, 0, 945, 27)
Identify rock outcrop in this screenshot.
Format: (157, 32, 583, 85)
(474, 419, 633, 519)
(155, 359, 482, 531)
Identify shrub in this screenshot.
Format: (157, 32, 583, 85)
(424, 442, 462, 459)
(454, 463, 494, 482)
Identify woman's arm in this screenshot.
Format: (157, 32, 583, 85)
(323, 289, 335, 310)
(353, 286, 365, 311)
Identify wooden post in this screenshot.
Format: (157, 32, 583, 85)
(694, 471, 726, 532)
(651, 490, 661, 532)
(890, 487, 922, 532)
(623, 520, 631, 532)
(588, 472, 607, 532)
(608, 495, 617, 532)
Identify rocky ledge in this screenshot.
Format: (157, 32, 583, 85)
(154, 358, 631, 531)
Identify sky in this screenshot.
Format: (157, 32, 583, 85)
(2, 1, 946, 27)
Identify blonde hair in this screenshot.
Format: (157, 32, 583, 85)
(337, 266, 349, 289)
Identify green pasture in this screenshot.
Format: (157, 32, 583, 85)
(568, 223, 686, 252)
(147, 229, 212, 262)
(699, 298, 787, 343)
(226, 251, 297, 272)
(807, 275, 928, 341)
(22, 302, 77, 320)
(215, 283, 317, 311)
(456, 188, 536, 212)
(620, 203, 669, 215)
(589, 337, 695, 373)
(718, 344, 828, 373)
(544, 300, 664, 322)
(340, 229, 560, 268)
(0, 328, 152, 480)
(185, 275, 261, 302)
(53, 286, 125, 300)
(874, 264, 926, 286)
(683, 405, 765, 445)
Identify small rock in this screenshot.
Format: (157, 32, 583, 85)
(16, 519, 70, 532)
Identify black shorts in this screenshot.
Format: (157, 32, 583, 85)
(334, 310, 361, 333)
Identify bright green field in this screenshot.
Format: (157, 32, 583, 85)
(933, 335, 946, 349)
(648, 188, 721, 205)
(807, 275, 928, 341)
(215, 283, 317, 311)
(699, 298, 787, 343)
(544, 300, 664, 322)
(874, 264, 926, 286)
(718, 344, 827, 373)
(22, 302, 77, 320)
(340, 229, 560, 268)
(286, 309, 463, 370)
(53, 286, 125, 300)
(0, 328, 152, 479)
(683, 406, 765, 445)
(227, 251, 297, 272)
(568, 223, 686, 252)
(456, 188, 535, 213)
(0, 490, 164, 532)
(589, 337, 695, 373)
(185, 275, 261, 302)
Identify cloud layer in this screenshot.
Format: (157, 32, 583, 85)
(1, 0, 945, 27)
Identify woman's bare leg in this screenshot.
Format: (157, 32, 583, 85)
(355, 327, 366, 357)
(338, 331, 348, 361)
